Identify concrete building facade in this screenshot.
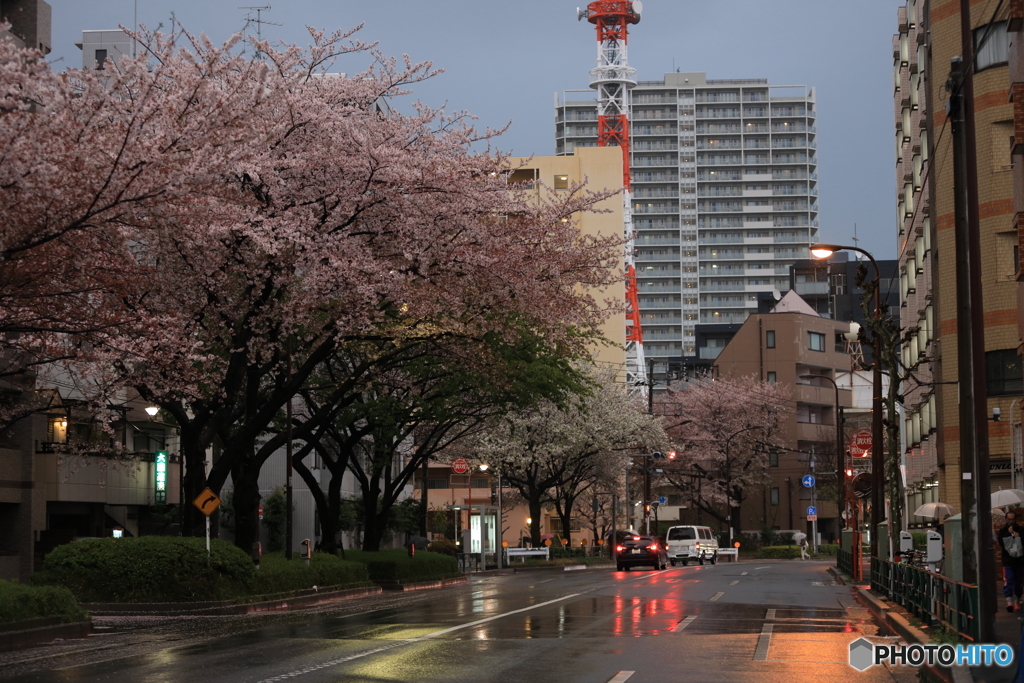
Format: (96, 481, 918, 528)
(556, 73, 819, 363)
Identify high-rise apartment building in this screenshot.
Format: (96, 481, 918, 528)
(556, 72, 820, 361)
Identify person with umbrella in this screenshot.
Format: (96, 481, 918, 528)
(997, 510, 1024, 612)
(792, 531, 809, 560)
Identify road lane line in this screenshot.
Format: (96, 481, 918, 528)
(741, 571, 748, 575)
(729, 580, 739, 585)
(255, 592, 582, 682)
(709, 592, 724, 601)
(765, 608, 776, 620)
(673, 615, 698, 632)
(754, 566, 771, 570)
(753, 623, 773, 660)
(607, 672, 635, 683)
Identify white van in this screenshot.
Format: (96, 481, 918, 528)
(665, 525, 719, 566)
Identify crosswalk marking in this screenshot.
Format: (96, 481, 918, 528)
(730, 580, 739, 585)
(709, 592, 724, 601)
(765, 608, 776, 620)
(607, 673, 635, 683)
(753, 623, 773, 660)
(741, 571, 748, 575)
(673, 615, 698, 632)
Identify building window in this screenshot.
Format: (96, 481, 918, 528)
(767, 371, 777, 385)
(809, 331, 825, 352)
(987, 349, 1022, 396)
(554, 174, 570, 189)
(95, 49, 107, 69)
(766, 330, 776, 348)
(427, 478, 449, 489)
(974, 21, 1009, 71)
(769, 450, 779, 467)
(770, 487, 780, 505)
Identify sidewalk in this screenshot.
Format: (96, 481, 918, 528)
(831, 565, 1022, 683)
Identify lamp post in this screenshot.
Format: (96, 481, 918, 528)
(811, 245, 884, 568)
(801, 374, 845, 541)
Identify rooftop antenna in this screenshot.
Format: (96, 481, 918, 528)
(851, 223, 860, 248)
(239, 5, 281, 46)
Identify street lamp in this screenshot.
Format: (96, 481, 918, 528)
(800, 374, 845, 540)
(145, 406, 159, 417)
(812, 243, 884, 566)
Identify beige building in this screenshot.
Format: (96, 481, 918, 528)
(704, 292, 855, 542)
(416, 147, 628, 554)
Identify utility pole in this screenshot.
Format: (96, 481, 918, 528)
(948, 40, 995, 641)
(810, 445, 818, 553)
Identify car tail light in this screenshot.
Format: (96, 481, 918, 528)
(616, 545, 624, 552)
(648, 544, 659, 551)
(695, 542, 701, 548)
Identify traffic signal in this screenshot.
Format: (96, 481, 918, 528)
(644, 504, 651, 518)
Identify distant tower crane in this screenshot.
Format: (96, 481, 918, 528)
(578, 1, 648, 394)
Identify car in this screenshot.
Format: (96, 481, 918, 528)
(665, 525, 719, 566)
(615, 535, 669, 571)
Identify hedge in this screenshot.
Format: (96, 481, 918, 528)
(35, 537, 255, 603)
(249, 552, 370, 596)
(343, 549, 459, 583)
(756, 544, 839, 559)
(0, 580, 87, 625)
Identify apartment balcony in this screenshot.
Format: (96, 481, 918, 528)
(634, 238, 682, 247)
(794, 282, 829, 295)
(637, 285, 683, 294)
(637, 270, 683, 278)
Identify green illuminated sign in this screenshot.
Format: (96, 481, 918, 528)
(155, 450, 168, 504)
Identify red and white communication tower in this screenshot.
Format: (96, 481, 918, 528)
(578, 0, 647, 393)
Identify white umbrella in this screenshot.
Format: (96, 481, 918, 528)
(791, 532, 807, 543)
(914, 502, 958, 520)
(991, 489, 1024, 508)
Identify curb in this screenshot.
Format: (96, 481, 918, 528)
(85, 586, 383, 616)
(0, 619, 92, 653)
(375, 576, 467, 592)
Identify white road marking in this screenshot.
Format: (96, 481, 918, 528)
(765, 608, 776, 620)
(811, 581, 824, 586)
(607, 672, 635, 683)
(741, 571, 748, 575)
(729, 580, 740, 585)
(673, 615, 698, 632)
(753, 623, 774, 660)
(754, 566, 771, 570)
(255, 592, 582, 682)
(709, 592, 724, 601)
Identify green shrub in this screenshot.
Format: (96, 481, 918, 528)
(816, 543, 839, 557)
(249, 552, 369, 596)
(344, 549, 459, 583)
(426, 538, 458, 556)
(0, 580, 87, 625)
(35, 537, 255, 603)
(756, 545, 802, 559)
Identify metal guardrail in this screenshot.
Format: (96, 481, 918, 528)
(870, 558, 979, 642)
(837, 548, 853, 576)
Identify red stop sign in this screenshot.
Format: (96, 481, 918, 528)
(849, 429, 873, 458)
(451, 458, 470, 474)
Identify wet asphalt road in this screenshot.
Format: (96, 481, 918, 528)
(0, 559, 917, 683)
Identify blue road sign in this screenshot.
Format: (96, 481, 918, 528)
(658, 496, 667, 505)
(802, 475, 816, 488)
(807, 506, 817, 516)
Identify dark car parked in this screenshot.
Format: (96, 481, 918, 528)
(615, 535, 669, 571)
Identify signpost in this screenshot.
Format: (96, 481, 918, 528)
(802, 475, 815, 488)
(451, 458, 470, 474)
(193, 487, 222, 559)
(849, 428, 873, 458)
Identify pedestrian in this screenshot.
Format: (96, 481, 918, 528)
(998, 511, 1024, 612)
(799, 537, 809, 561)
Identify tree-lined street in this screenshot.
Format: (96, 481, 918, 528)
(0, 561, 915, 683)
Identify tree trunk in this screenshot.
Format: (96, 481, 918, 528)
(179, 426, 209, 538)
(528, 496, 543, 546)
(230, 461, 262, 554)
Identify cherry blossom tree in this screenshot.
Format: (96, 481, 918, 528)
(657, 376, 789, 539)
(475, 366, 667, 545)
(2, 25, 624, 551)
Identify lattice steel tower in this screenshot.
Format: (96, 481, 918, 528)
(578, 0, 647, 392)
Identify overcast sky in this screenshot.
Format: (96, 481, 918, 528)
(46, 1, 904, 259)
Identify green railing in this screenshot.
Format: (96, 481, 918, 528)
(837, 548, 853, 576)
(870, 558, 979, 642)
